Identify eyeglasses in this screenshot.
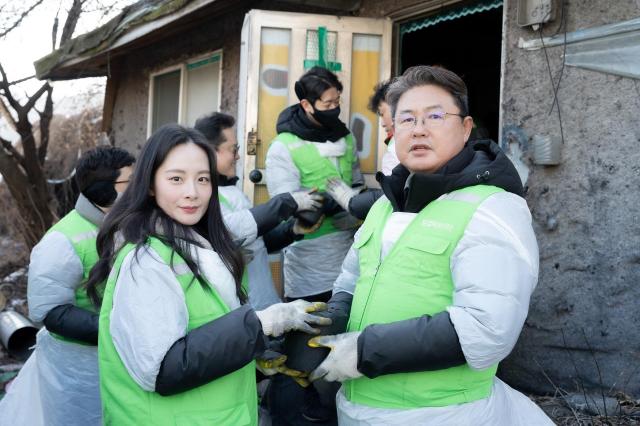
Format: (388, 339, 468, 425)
(316, 97, 341, 109)
(221, 144, 240, 155)
(114, 180, 129, 184)
(394, 111, 465, 131)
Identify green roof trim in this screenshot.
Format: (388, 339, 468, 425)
(400, 0, 503, 36)
(187, 53, 221, 70)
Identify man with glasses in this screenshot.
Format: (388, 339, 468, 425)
(194, 112, 324, 310)
(306, 66, 552, 425)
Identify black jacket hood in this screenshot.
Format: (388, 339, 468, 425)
(377, 139, 524, 213)
(275, 104, 349, 142)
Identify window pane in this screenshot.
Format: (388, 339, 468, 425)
(185, 55, 221, 126)
(256, 28, 291, 205)
(350, 34, 381, 173)
(152, 70, 180, 132)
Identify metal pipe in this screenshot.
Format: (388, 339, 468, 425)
(0, 310, 38, 360)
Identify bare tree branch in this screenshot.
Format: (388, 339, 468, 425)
(0, 135, 26, 169)
(0, 95, 18, 131)
(38, 85, 54, 165)
(23, 82, 51, 112)
(8, 75, 35, 86)
(0, 63, 23, 113)
(0, 0, 46, 39)
(60, 0, 85, 46)
(52, 14, 59, 51)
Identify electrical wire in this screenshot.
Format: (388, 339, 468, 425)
(538, 0, 567, 145)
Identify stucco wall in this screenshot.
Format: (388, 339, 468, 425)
(109, 1, 338, 153)
(498, 0, 640, 395)
(110, 8, 245, 153)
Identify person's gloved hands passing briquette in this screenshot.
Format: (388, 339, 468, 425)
(290, 188, 323, 212)
(307, 331, 363, 382)
(325, 178, 363, 212)
(256, 300, 332, 337)
(256, 348, 311, 387)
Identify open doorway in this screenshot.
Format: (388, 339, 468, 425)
(400, 2, 503, 141)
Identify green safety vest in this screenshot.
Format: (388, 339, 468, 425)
(273, 132, 356, 239)
(98, 237, 257, 425)
(47, 210, 99, 343)
(218, 192, 232, 209)
(345, 185, 503, 409)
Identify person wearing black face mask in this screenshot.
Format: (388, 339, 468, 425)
(265, 66, 364, 424)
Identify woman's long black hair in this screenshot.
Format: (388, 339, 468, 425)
(85, 124, 245, 306)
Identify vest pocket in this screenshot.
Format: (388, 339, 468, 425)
(402, 236, 450, 255)
(391, 237, 451, 296)
(353, 228, 373, 249)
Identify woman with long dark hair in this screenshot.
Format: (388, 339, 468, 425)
(86, 124, 329, 425)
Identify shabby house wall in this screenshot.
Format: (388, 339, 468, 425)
(108, 1, 346, 153)
(498, 0, 640, 395)
(109, 8, 245, 153)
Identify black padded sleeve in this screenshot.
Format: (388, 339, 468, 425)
(155, 304, 267, 396)
(249, 193, 298, 236)
(43, 304, 99, 345)
(357, 311, 466, 379)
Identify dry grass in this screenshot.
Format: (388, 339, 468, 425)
(533, 393, 640, 425)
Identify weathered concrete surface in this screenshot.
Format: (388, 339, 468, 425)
(110, 7, 245, 153)
(499, 0, 640, 396)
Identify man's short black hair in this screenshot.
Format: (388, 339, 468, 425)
(294, 66, 343, 104)
(387, 66, 469, 118)
(194, 112, 235, 148)
(75, 146, 135, 207)
(368, 79, 393, 113)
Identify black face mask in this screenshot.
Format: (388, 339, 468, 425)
(312, 106, 343, 130)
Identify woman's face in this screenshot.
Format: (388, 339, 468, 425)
(152, 142, 212, 226)
(215, 127, 239, 178)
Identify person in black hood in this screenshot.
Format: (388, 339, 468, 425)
(265, 67, 364, 424)
(304, 66, 552, 425)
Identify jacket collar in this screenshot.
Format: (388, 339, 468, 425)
(218, 175, 239, 187)
(377, 139, 524, 213)
(75, 193, 105, 226)
(275, 104, 349, 143)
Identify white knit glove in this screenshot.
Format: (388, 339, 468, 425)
(256, 300, 332, 337)
(326, 178, 364, 212)
(290, 189, 324, 212)
(308, 331, 363, 382)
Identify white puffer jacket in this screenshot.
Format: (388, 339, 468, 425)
(333, 192, 553, 425)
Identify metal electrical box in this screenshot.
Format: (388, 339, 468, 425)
(517, 0, 555, 28)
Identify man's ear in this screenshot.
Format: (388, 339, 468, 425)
(462, 116, 474, 142)
(300, 99, 314, 115)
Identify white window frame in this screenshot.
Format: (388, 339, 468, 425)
(147, 49, 223, 137)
